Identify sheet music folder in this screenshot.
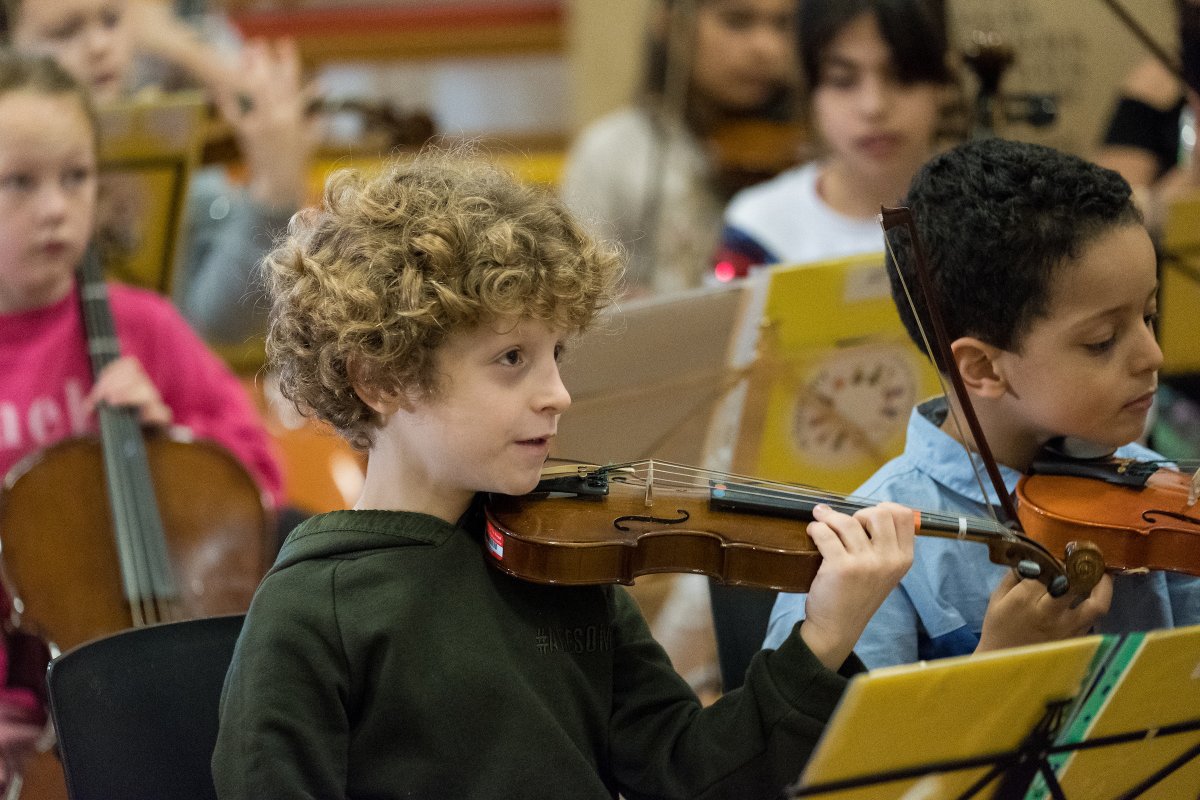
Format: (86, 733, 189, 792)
(788, 624, 1200, 800)
(96, 92, 207, 296)
(551, 281, 750, 468)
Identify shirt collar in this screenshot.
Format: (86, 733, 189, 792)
(906, 396, 1025, 507)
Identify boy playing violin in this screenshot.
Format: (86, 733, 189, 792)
(212, 150, 916, 799)
(767, 137, 1200, 668)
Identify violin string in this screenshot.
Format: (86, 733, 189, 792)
(600, 459, 1017, 539)
(578, 460, 1073, 574)
(880, 229, 1006, 526)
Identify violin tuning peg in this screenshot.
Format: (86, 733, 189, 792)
(1016, 559, 1042, 580)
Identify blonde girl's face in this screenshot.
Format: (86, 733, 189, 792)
(10, 0, 134, 103)
(0, 90, 98, 314)
(690, 0, 797, 112)
(811, 11, 944, 183)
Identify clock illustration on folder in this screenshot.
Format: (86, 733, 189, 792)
(790, 343, 918, 467)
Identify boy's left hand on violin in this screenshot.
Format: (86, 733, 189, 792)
(85, 356, 173, 428)
(798, 502, 915, 671)
(976, 569, 1114, 654)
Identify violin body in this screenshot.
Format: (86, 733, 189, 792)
(1017, 457, 1200, 578)
(487, 471, 822, 593)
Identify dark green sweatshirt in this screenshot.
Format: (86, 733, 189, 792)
(212, 508, 861, 799)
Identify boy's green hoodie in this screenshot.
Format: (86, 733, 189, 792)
(212, 507, 860, 799)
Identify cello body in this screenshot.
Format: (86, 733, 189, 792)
(0, 431, 273, 800)
(0, 431, 272, 652)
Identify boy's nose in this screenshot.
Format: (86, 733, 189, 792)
(1133, 322, 1165, 374)
(857, 75, 889, 116)
(84, 25, 114, 58)
(748, 24, 791, 64)
(38, 185, 70, 219)
(538, 366, 572, 415)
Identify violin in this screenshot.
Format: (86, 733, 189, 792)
(485, 460, 1104, 600)
(706, 118, 810, 197)
(200, 97, 436, 164)
(1017, 444, 1200, 577)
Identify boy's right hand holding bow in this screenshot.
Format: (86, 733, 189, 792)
(799, 502, 915, 670)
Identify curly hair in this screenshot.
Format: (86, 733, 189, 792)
(265, 149, 625, 450)
(886, 137, 1142, 368)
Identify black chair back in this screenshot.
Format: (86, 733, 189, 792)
(46, 614, 245, 800)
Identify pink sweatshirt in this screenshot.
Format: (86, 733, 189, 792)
(0, 282, 283, 720)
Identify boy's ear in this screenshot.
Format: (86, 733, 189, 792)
(348, 359, 410, 416)
(948, 336, 1008, 400)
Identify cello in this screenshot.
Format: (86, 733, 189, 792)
(0, 248, 275, 799)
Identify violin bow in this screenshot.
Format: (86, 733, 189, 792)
(1099, 0, 1195, 94)
(878, 206, 1023, 528)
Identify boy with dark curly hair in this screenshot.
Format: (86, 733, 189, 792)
(211, 150, 916, 799)
(767, 136, 1200, 668)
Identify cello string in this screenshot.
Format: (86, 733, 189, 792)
(80, 250, 178, 621)
(97, 406, 149, 625)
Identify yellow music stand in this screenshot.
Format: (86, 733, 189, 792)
(790, 636, 1104, 800)
(1160, 196, 1200, 376)
(96, 92, 207, 296)
(732, 253, 941, 495)
(1046, 624, 1200, 799)
(789, 624, 1200, 800)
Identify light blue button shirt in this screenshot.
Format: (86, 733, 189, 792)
(764, 397, 1200, 669)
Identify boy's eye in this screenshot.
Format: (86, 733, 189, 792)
(819, 67, 857, 90)
(0, 173, 35, 191)
(553, 342, 567, 362)
(1144, 312, 1159, 330)
(499, 349, 523, 366)
(63, 167, 93, 188)
(1084, 335, 1117, 355)
(47, 18, 84, 41)
(717, 9, 754, 31)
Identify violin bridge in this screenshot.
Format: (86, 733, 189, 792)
(1190, 470, 1199, 508)
(644, 461, 654, 508)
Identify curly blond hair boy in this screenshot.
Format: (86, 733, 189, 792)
(214, 149, 916, 800)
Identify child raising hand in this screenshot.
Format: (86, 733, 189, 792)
(212, 150, 914, 799)
(6, 0, 320, 344)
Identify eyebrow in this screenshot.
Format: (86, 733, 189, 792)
(1067, 285, 1159, 328)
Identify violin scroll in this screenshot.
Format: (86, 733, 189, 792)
(1062, 541, 1106, 597)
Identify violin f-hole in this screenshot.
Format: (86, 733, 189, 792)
(614, 510, 691, 531)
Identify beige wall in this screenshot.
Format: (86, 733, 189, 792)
(565, 0, 654, 132)
(949, 0, 1176, 156)
(565, 0, 1177, 151)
